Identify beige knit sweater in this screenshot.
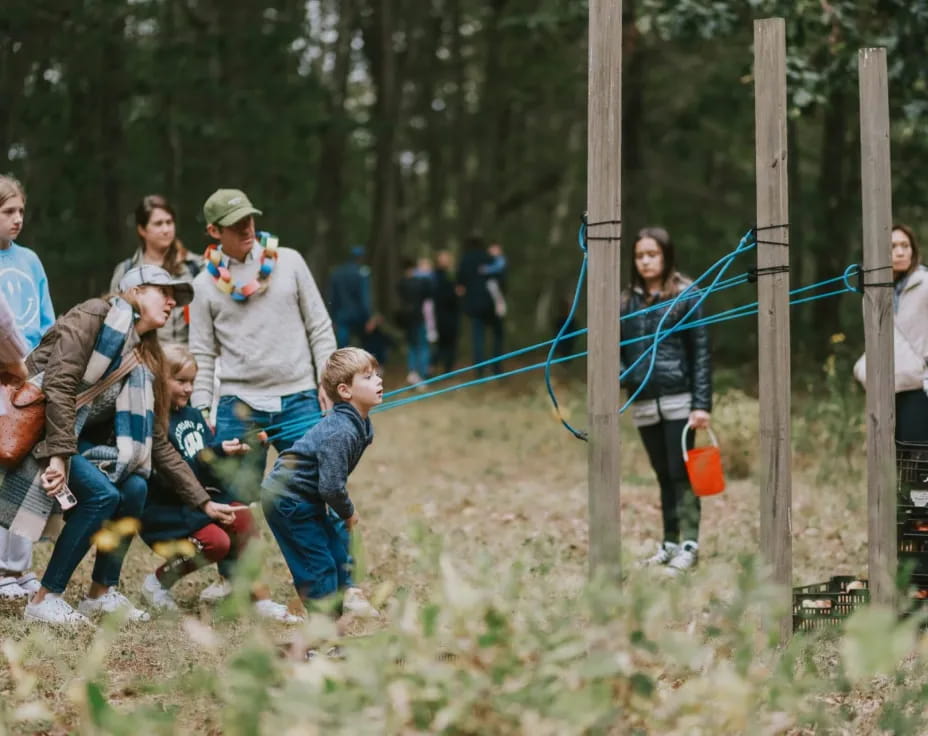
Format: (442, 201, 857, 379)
(188, 245, 336, 409)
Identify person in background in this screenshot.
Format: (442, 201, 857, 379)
(396, 258, 433, 385)
(456, 235, 505, 377)
(0, 174, 54, 601)
(328, 245, 373, 349)
(110, 195, 201, 346)
(854, 224, 928, 443)
(432, 250, 460, 376)
(621, 227, 712, 576)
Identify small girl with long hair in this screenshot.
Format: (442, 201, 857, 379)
(140, 344, 300, 622)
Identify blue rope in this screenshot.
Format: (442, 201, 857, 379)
(544, 220, 590, 440)
(260, 268, 858, 443)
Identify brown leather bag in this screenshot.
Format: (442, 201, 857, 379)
(0, 350, 142, 470)
(0, 380, 46, 469)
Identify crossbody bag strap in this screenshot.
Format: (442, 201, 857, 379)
(74, 349, 142, 410)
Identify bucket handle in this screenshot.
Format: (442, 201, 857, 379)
(681, 423, 719, 462)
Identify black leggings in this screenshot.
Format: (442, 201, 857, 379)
(638, 417, 701, 543)
(897, 389, 928, 444)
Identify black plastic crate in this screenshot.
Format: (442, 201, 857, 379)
(793, 576, 869, 632)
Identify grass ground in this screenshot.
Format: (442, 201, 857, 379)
(0, 366, 917, 734)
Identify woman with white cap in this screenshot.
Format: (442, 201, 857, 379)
(0, 265, 236, 625)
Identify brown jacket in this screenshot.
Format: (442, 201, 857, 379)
(26, 298, 210, 509)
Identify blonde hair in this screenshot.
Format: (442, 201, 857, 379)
(163, 343, 198, 377)
(321, 348, 380, 400)
(0, 175, 26, 208)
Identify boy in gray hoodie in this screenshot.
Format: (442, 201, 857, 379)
(262, 348, 382, 614)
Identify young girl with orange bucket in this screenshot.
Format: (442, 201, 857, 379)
(621, 227, 716, 575)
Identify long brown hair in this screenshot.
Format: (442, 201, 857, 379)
(893, 223, 921, 278)
(135, 195, 192, 277)
(109, 290, 171, 432)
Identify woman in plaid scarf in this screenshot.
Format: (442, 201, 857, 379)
(11, 266, 236, 626)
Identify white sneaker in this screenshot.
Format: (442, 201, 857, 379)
(638, 542, 679, 568)
(24, 593, 92, 626)
(254, 599, 303, 624)
(78, 588, 151, 622)
(141, 574, 178, 611)
(0, 575, 29, 599)
(16, 573, 41, 595)
(199, 579, 233, 602)
(342, 587, 380, 618)
(665, 541, 699, 576)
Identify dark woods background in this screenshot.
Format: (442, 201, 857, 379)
(3, 0, 927, 377)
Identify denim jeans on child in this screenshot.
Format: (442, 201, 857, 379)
(262, 492, 352, 602)
(41, 454, 148, 594)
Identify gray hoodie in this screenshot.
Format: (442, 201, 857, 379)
(262, 402, 373, 519)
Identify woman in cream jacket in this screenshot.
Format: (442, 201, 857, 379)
(854, 224, 928, 443)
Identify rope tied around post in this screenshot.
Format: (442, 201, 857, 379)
(747, 265, 791, 283)
(751, 222, 790, 247)
(860, 264, 894, 291)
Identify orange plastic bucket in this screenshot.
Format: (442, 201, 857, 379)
(681, 425, 726, 497)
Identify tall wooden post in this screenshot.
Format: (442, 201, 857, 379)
(754, 18, 792, 641)
(587, 0, 622, 579)
(859, 48, 896, 608)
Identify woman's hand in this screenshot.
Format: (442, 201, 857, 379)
(41, 456, 68, 497)
(688, 410, 711, 429)
(201, 500, 237, 525)
(345, 511, 360, 530)
(220, 438, 251, 456)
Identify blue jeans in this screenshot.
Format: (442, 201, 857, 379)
(41, 455, 148, 594)
(214, 389, 324, 502)
(406, 323, 430, 378)
(471, 315, 504, 376)
(262, 493, 352, 602)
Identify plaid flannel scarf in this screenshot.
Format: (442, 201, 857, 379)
(0, 298, 154, 541)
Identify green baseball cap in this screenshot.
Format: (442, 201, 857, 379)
(203, 188, 263, 227)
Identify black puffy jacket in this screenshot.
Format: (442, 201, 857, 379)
(620, 273, 713, 411)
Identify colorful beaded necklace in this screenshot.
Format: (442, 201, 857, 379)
(204, 231, 279, 301)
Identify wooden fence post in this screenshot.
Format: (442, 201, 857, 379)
(754, 17, 792, 641)
(586, 0, 623, 579)
(859, 47, 896, 608)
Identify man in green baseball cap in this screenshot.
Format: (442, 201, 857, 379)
(202, 188, 262, 228)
